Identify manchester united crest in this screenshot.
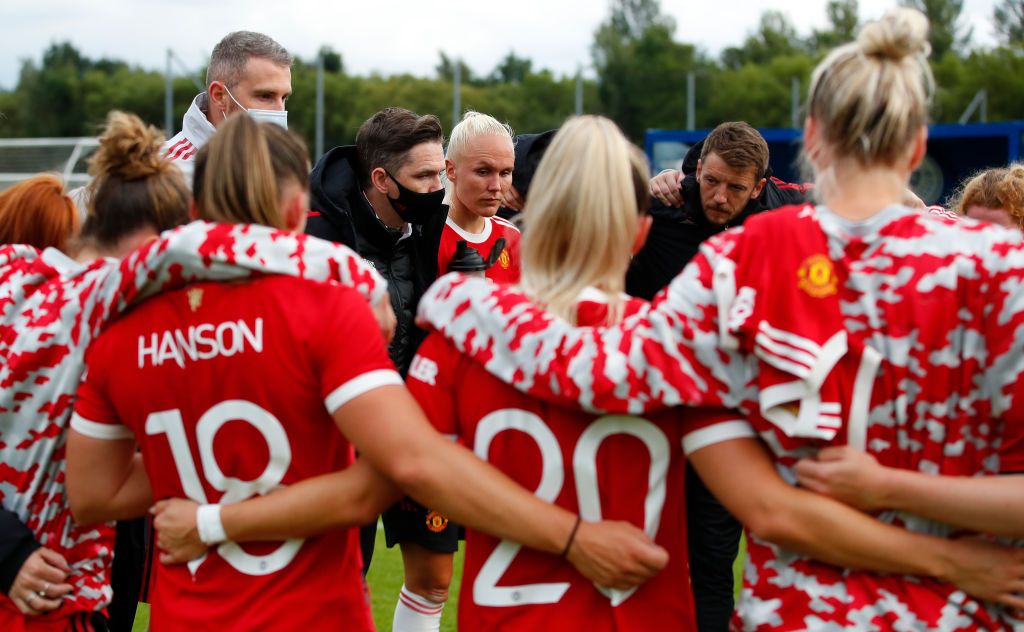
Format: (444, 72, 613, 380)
(498, 249, 511, 270)
(425, 511, 449, 533)
(187, 287, 204, 312)
(797, 254, 838, 298)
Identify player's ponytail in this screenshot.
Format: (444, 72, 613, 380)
(81, 110, 190, 246)
(519, 115, 649, 325)
(196, 114, 309, 229)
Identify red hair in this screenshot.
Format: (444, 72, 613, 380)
(0, 174, 80, 251)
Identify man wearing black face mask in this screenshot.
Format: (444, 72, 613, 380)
(308, 107, 446, 375)
(307, 107, 448, 586)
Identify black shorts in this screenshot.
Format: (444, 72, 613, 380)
(381, 496, 461, 554)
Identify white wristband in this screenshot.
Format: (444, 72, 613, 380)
(196, 504, 227, 545)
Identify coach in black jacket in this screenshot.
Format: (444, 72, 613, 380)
(626, 122, 810, 632)
(307, 109, 447, 376)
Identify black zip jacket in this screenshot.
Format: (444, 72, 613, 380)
(307, 146, 445, 374)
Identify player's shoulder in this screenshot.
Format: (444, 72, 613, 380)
(572, 288, 648, 325)
(491, 215, 521, 235)
(744, 203, 816, 232)
(250, 274, 359, 296)
(903, 205, 1022, 257)
(410, 330, 460, 369)
(408, 330, 475, 393)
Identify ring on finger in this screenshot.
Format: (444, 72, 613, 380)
(40, 581, 50, 598)
(26, 593, 37, 608)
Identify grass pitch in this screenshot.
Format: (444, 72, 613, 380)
(133, 527, 742, 631)
(366, 527, 745, 632)
(367, 526, 464, 632)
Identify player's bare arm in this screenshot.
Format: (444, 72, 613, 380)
(690, 436, 1024, 610)
(152, 459, 400, 564)
(65, 432, 152, 525)
(151, 383, 667, 589)
(796, 445, 1024, 538)
(337, 384, 668, 590)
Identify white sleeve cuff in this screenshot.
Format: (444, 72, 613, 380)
(70, 413, 135, 440)
(325, 369, 404, 413)
(682, 420, 757, 455)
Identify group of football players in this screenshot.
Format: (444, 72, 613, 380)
(2, 6, 1024, 632)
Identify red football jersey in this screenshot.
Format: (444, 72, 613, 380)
(0, 222, 383, 627)
(73, 276, 400, 632)
(437, 216, 520, 283)
(407, 290, 752, 631)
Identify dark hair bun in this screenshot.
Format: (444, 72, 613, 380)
(88, 111, 168, 180)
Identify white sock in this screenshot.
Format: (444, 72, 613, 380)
(392, 584, 445, 632)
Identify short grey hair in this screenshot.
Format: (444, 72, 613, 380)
(206, 31, 292, 87)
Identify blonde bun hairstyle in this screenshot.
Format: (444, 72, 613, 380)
(806, 8, 933, 176)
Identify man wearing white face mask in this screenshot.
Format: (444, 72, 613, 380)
(164, 30, 292, 186)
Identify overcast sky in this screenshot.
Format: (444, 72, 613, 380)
(0, 0, 1001, 90)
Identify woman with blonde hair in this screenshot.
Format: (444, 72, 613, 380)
(516, 117, 649, 322)
(436, 111, 520, 283)
(399, 114, 693, 630)
(414, 9, 1024, 630)
(0, 174, 79, 252)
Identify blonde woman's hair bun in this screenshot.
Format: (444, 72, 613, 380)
(857, 7, 931, 61)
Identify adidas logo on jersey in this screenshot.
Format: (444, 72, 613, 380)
(409, 355, 438, 386)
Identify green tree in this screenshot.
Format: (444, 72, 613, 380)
(993, 0, 1024, 46)
(318, 46, 344, 74)
(707, 54, 816, 128)
(435, 52, 475, 83)
(900, 0, 972, 58)
(722, 11, 806, 69)
(930, 47, 1024, 123)
(811, 0, 860, 51)
(490, 51, 533, 84)
(591, 0, 707, 141)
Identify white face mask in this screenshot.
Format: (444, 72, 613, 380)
(222, 86, 288, 129)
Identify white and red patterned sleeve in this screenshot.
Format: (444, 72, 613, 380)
(80, 221, 386, 343)
(415, 232, 749, 415)
(0, 245, 39, 269)
(987, 234, 1024, 472)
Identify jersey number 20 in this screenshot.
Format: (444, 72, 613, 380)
(473, 408, 670, 608)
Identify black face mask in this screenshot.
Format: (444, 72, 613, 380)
(386, 171, 445, 225)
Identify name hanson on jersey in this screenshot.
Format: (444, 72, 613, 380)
(138, 318, 264, 369)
